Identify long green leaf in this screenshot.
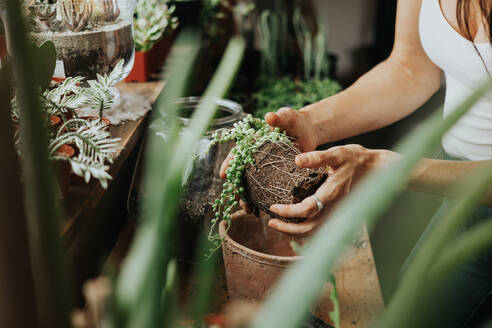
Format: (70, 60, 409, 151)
(378, 163, 492, 328)
(430, 217, 492, 279)
(115, 31, 201, 327)
(3, 1, 70, 327)
(251, 82, 491, 328)
(115, 35, 245, 328)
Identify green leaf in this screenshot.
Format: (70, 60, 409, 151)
(328, 274, 340, 328)
(27, 40, 56, 90)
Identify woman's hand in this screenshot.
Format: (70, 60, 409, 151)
(220, 107, 320, 178)
(268, 145, 398, 235)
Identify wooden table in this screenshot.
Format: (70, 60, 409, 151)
(62, 82, 164, 240)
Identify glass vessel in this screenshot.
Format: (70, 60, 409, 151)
(131, 97, 244, 261)
(3, 0, 136, 81)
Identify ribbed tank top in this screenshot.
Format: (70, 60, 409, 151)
(420, 0, 492, 160)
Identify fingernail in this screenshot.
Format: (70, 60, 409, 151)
(296, 154, 307, 165)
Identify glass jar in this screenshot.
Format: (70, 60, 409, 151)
(134, 97, 244, 261)
(4, 0, 136, 81)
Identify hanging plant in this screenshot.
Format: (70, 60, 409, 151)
(207, 114, 327, 250)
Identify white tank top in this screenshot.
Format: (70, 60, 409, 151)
(420, 0, 492, 160)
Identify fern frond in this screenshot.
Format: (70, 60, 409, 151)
(48, 119, 121, 188)
(52, 155, 112, 189)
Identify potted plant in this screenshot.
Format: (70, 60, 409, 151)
(11, 62, 124, 193)
(125, 0, 178, 82)
(21, 0, 136, 81)
(230, 7, 342, 118)
(207, 115, 327, 249)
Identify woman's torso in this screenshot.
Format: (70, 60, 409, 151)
(420, 0, 492, 160)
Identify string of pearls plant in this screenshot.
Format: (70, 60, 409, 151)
(207, 114, 292, 253)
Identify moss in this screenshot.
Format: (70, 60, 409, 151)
(253, 75, 342, 118)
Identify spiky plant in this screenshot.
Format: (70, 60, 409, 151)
(49, 118, 120, 188)
(101, 0, 119, 22)
(83, 59, 124, 119)
(59, 0, 92, 32)
(11, 60, 124, 188)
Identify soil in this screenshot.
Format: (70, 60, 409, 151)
(244, 142, 327, 223)
(31, 21, 133, 80)
(179, 141, 234, 228)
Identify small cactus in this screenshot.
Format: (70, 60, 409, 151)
(59, 0, 93, 32)
(101, 0, 120, 22)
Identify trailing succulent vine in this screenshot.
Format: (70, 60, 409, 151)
(11, 60, 124, 188)
(207, 114, 291, 250)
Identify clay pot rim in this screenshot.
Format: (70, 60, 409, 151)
(219, 212, 303, 264)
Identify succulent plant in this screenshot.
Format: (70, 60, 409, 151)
(27, 0, 57, 30)
(134, 0, 177, 52)
(59, 0, 93, 32)
(101, 0, 119, 22)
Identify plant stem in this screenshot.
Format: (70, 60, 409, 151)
(429, 217, 492, 280)
(3, 1, 70, 327)
(0, 66, 39, 328)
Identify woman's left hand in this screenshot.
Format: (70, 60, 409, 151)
(268, 144, 398, 235)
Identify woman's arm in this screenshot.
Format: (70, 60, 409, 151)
(266, 0, 442, 149)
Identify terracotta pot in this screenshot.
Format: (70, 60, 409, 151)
(125, 33, 175, 82)
(49, 115, 62, 133)
(219, 210, 334, 325)
(55, 144, 75, 197)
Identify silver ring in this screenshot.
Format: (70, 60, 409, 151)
(312, 194, 324, 212)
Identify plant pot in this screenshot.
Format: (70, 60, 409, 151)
(219, 210, 334, 325)
(55, 143, 75, 197)
(124, 33, 175, 82)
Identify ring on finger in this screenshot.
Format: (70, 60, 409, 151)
(312, 194, 324, 212)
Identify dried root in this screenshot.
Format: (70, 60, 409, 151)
(101, 0, 120, 22)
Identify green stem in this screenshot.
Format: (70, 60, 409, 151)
(3, 1, 70, 327)
(378, 164, 492, 328)
(429, 217, 492, 281)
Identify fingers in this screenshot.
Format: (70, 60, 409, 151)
(265, 107, 296, 131)
(270, 196, 319, 218)
(268, 217, 321, 236)
(239, 199, 252, 214)
(269, 165, 352, 219)
(220, 152, 234, 179)
(295, 145, 362, 169)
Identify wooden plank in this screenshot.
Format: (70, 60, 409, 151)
(62, 81, 165, 239)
